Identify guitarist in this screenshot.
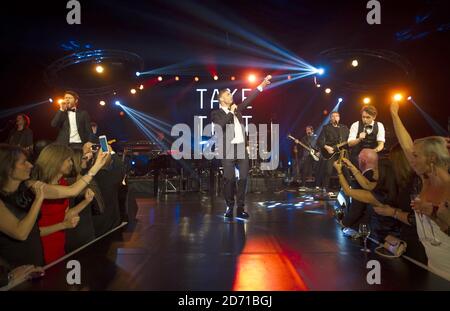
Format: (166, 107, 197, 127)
(300, 126, 319, 188)
(317, 111, 349, 191)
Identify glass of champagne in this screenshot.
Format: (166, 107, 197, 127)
(359, 223, 371, 253)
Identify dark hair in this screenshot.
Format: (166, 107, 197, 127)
(330, 111, 340, 116)
(361, 105, 377, 117)
(0, 144, 26, 190)
(389, 143, 414, 189)
(64, 90, 80, 101)
(218, 88, 230, 100)
(306, 125, 314, 131)
(16, 114, 31, 128)
(90, 122, 97, 127)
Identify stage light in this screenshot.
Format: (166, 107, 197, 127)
(248, 74, 256, 83)
(338, 98, 343, 103)
(175, 76, 180, 81)
(393, 93, 403, 101)
(157, 76, 163, 82)
(351, 60, 359, 67)
(136, 72, 141, 77)
(48, 98, 53, 103)
(363, 97, 371, 104)
(213, 75, 218, 81)
(325, 88, 331, 94)
(288, 161, 291, 166)
(231, 76, 236, 81)
(115, 101, 121, 106)
(130, 88, 137, 94)
(407, 96, 412, 101)
(139, 84, 144, 90)
(131, 161, 136, 165)
(95, 65, 104, 74)
(194, 76, 199, 82)
(57, 99, 64, 104)
(316, 84, 321, 88)
(99, 100, 106, 106)
(287, 75, 292, 80)
(119, 111, 125, 117)
(316, 68, 325, 75)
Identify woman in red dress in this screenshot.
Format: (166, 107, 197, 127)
(33, 145, 94, 264)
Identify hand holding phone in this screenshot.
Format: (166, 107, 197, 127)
(98, 135, 109, 153)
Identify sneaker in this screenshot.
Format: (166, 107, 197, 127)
(224, 207, 233, 218)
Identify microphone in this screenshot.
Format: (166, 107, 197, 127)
(364, 124, 373, 134)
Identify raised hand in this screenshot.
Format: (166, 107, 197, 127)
(390, 100, 399, 115)
(63, 214, 80, 229)
(259, 75, 272, 89)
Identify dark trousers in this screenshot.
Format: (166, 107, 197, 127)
(300, 155, 317, 187)
(317, 154, 338, 189)
(221, 143, 249, 212)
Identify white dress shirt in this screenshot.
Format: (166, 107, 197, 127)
(219, 86, 264, 145)
(220, 106, 245, 144)
(67, 109, 82, 143)
(348, 120, 385, 143)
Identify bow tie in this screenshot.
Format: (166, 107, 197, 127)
(68, 108, 77, 112)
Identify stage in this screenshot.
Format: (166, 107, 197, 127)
(12, 190, 450, 291)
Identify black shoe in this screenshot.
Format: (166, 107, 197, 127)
(236, 211, 249, 219)
(224, 207, 234, 218)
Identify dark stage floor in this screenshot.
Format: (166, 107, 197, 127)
(14, 190, 450, 291)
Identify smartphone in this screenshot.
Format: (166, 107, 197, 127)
(98, 135, 109, 153)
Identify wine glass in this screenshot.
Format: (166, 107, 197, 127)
(359, 223, 371, 253)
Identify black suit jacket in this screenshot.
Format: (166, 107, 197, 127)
(51, 109, 93, 145)
(211, 89, 261, 145)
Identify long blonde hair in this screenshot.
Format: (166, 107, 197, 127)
(32, 144, 74, 183)
(414, 136, 450, 169)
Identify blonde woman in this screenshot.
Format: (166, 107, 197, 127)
(390, 101, 450, 281)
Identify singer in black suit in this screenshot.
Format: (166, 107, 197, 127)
(51, 91, 94, 149)
(348, 105, 385, 166)
(211, 75, 271, 219)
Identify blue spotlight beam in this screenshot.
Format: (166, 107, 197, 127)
(112, 3, 317, 76)
(409, 99, 448, 136)
(123, 105, 172, 129)
(315, 99, 343, 138)
(0, 100, 50, 119)
(171, 1, 316, 71)
(119, 105, 170, 151)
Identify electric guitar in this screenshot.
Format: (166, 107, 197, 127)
(321, 141, 349, 160)
(287, 134, 320, 161)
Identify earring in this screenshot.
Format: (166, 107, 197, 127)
(430, 162, 436, 176)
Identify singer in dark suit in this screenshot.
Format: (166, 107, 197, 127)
(51, 91, 94, 149)
(211, 75, 271, 219)
(348, 105, 385, 165)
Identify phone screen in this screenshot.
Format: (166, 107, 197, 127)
(99, 136, 109, 153)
